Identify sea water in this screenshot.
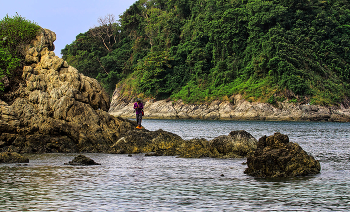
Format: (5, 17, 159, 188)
(0, 120, 349, 211)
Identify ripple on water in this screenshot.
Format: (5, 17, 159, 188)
(0, 120, 350, 211)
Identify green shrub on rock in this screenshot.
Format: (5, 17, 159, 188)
(0, 13, 40, 57)
(0, 42, 20, 91)
(0, 13, 40, 91)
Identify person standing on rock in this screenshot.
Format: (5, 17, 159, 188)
(134, 98, 144, 129)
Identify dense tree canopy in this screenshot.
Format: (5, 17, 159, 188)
(62, 0, 350, 105)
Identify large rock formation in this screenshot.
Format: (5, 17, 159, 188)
(109, 87, 350, 122)
(244, 132, 321, 178)
(110, 129, 257, 158)
(0, 28, 136, 153)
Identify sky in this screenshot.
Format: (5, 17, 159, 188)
(1, 0, 138, 57)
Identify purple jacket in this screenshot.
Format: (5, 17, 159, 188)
(134, 102, 143, 114)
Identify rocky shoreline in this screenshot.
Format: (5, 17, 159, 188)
(109, 88, 350, 122)
(0, 28, 260, 158)
(0, 27, 321, 177)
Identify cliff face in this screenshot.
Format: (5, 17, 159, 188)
(0, 28, 136, 153)
(109, 86, 350, 122)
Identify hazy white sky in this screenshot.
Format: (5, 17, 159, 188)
(1, 0, 138, 57)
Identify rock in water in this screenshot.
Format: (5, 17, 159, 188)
(178, 130, 258, 158)
(111, 129, 257, 158)
(0, 152, 29, 163)
(0, 28, 136, 153)
(244, 132, 321, 178)
(209, 130, 257, 158)
(110, 129, 184, 155)
(65, 155, 100, 165)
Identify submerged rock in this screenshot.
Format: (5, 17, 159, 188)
(0, 152, 29, 163)
(64, 154, 100, 165)
(244, 132, 321, 178)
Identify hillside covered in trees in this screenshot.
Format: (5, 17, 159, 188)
(62, 0, 350, 106)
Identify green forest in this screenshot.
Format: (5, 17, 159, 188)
(62, 0, 350, 106)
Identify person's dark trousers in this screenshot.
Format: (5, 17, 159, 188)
(136, 113, 142, 126)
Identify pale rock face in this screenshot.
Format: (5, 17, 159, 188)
(109, 86, 350, 122)
(0, 28, 136, 153)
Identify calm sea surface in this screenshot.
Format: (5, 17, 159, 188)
(1, 119, 350, 211)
